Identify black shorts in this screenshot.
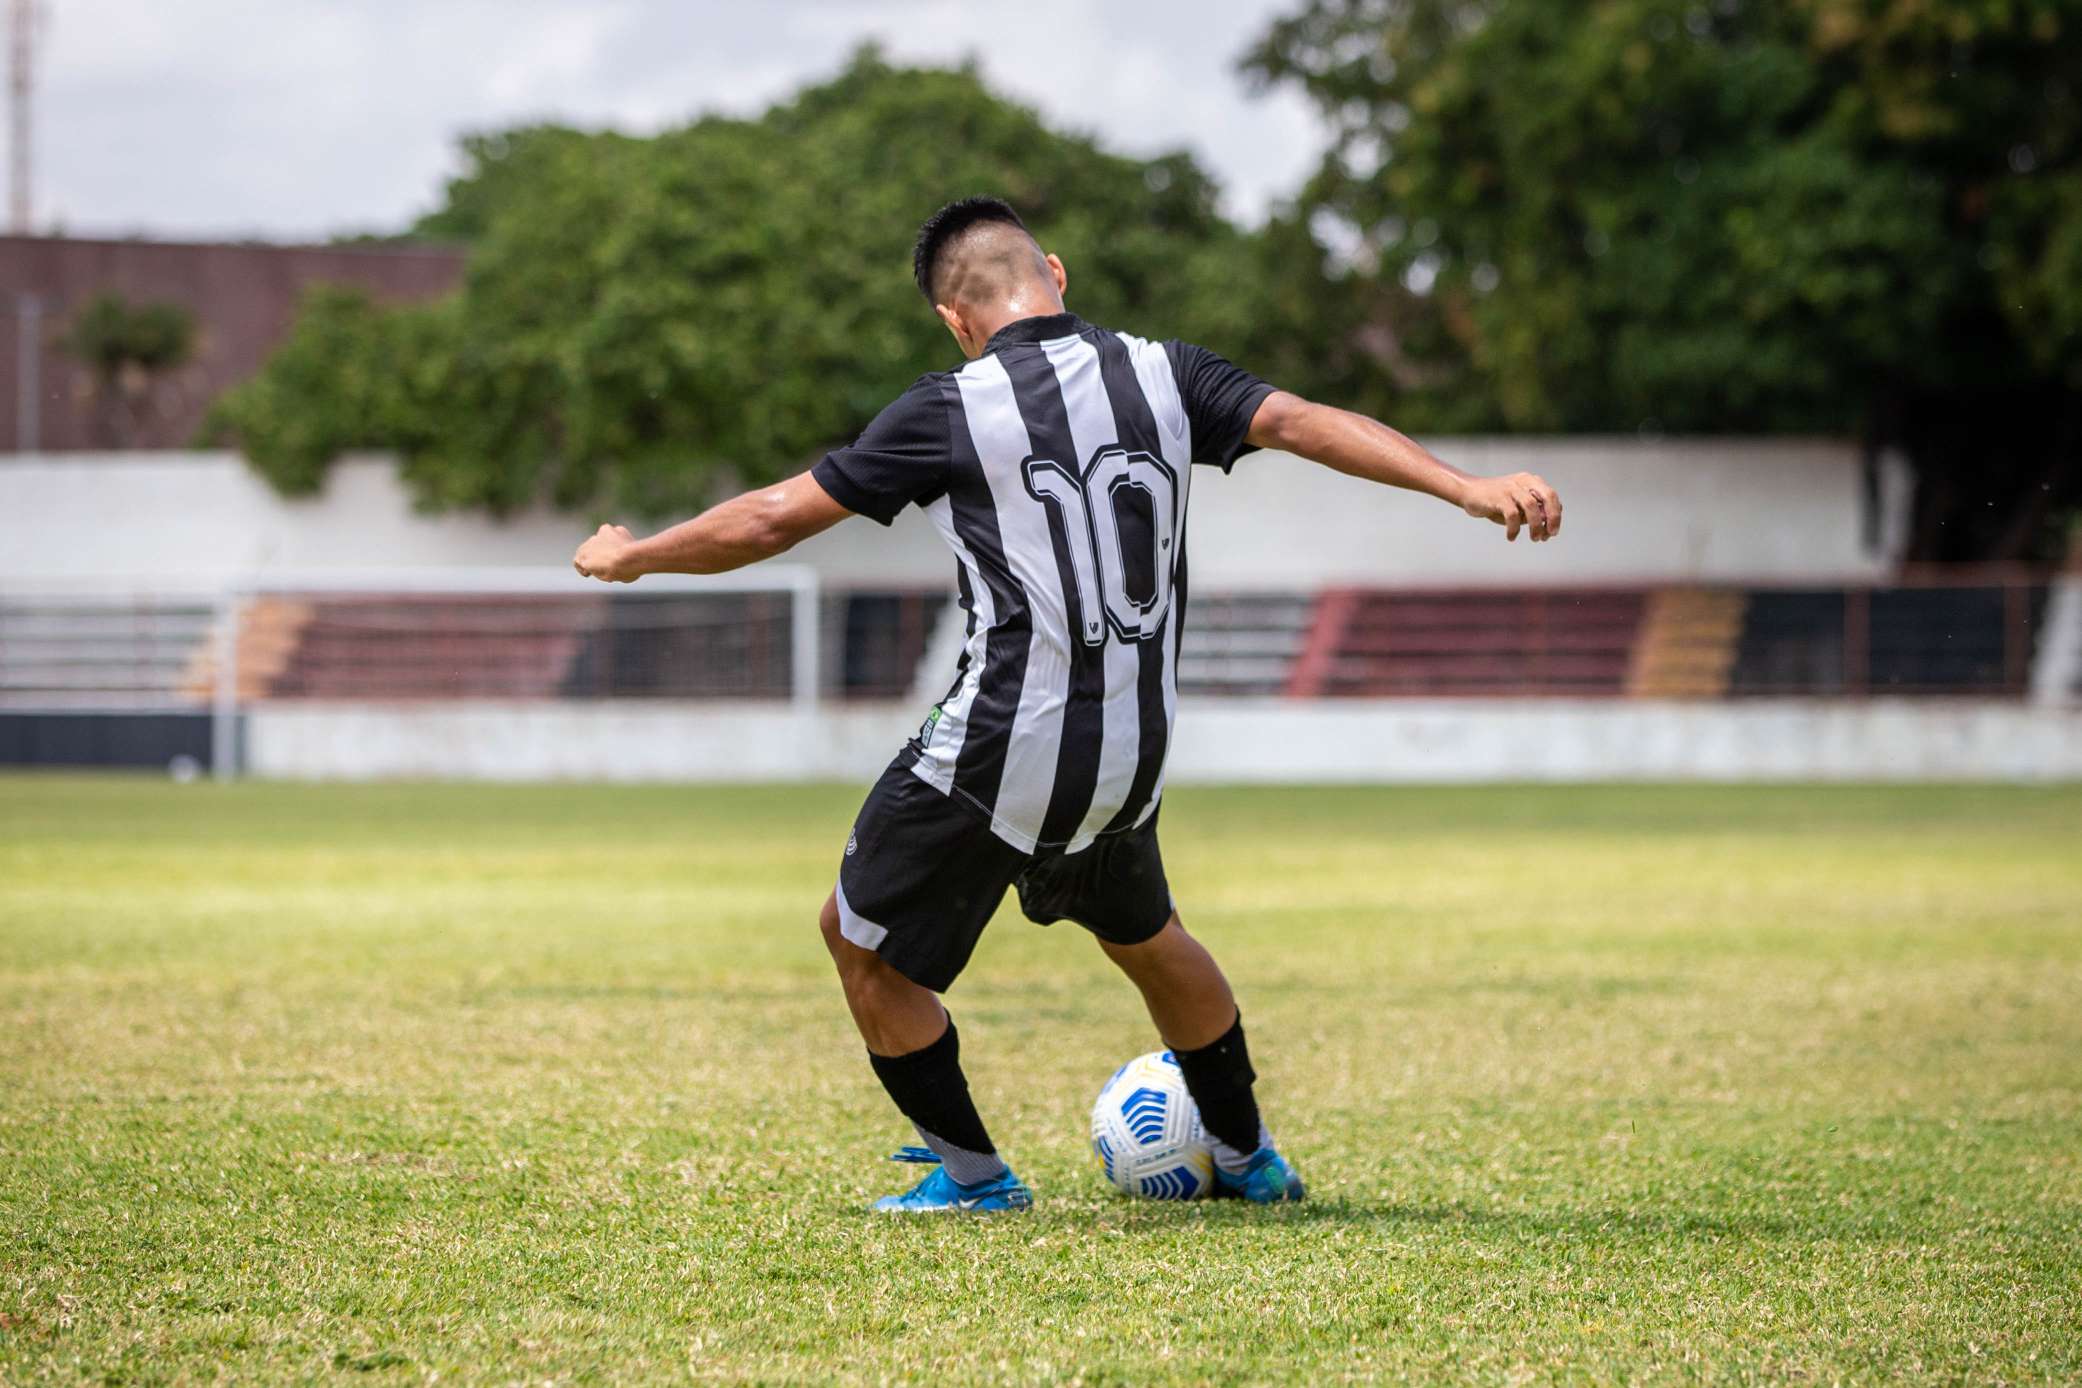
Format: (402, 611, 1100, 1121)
(833, 759, 1174, 992)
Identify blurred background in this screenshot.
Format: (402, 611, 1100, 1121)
(2, 0, 2078, 781)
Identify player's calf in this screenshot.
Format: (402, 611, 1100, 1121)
(1103, 923, 1304, 1201)
(818, 894, 1020, 1206)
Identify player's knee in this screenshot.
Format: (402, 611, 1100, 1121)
(820, 894, 886, 985)
(1103, 912, 1187, 965)
(818, 893, 846, 958)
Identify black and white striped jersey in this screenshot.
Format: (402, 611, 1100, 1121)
(811, 312, 1275, 855)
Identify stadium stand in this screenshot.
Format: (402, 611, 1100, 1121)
(185, 598, 314, 701)
(0, 592, 220, 767)
(264, 595, 604, 699)
(1866, 585, 2041, 695)
(1178, 594, 1315, 696)
(830, 592, 948, 700)
(1727, 589, 1849, 696)
(175, 591, 946, 704)
(0, 592, 217, 709)
(1, 576, 2066, 769)
(1626, 589, 1747, 698)
(1728, 582, 2047, 697)
(1289, 587, 1650, 697)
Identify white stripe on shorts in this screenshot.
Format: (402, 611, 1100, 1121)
(833, 874, 890, 951)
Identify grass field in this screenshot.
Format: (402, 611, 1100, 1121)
(3, 775, 2080, 1384)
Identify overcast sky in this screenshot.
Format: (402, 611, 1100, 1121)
(41, 0, 1329, 242)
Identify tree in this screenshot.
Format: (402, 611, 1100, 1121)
(1246, 0, 2082, 560)
(59, 292, 197, 448)
(208, 48, 1277, 518)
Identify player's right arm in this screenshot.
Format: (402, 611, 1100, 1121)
(572, 471, 851, 582)
(1245, 392, 1562, 543)
(573, 375, 949, 583)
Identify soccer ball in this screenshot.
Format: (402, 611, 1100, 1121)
(1090, 1050, 1214, 1200)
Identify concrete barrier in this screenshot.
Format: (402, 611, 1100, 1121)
(246, 698, 2082, 784)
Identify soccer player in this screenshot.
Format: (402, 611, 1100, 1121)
(574, 197, 1561, 1213)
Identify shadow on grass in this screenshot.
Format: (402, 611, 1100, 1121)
(1071, 1195, 1865, 1243)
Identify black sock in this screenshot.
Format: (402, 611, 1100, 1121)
(1172, 1011, 1267, 1166)
(866, 1017, 1005, 1185)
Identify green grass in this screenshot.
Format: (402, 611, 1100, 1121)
(3, 775, 2080, 1384)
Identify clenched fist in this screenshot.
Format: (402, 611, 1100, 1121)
(573, 523, 642, 582)
(1460, 472, 1563, 542)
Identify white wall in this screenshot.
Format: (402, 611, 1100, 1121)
(0, 441, 1902, 590)
(246, 698, 2082, 784)
(1193, 437, 1905, 587)
(0, 454, 584, 587)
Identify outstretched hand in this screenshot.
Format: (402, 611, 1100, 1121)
(573, 523, 641, 582)
(1460, 472, 1563, 542)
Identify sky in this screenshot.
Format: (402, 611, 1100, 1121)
(39, 0, 1330, 242)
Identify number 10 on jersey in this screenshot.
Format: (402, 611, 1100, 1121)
(1022, 446, 1180, 647)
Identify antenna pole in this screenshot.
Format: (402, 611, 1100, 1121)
(8, 0, 32, 234)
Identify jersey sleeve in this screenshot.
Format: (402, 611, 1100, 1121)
(809, 376, 951, 525)
(1162, 341, 1278, 472)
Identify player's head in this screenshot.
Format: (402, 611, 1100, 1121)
(913, 197, 1068, 359)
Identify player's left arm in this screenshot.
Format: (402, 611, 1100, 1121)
(1246, 390, 1562, 543)
(572, 471, 853, 582)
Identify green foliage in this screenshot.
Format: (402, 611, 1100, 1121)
(201, 288, 438, 495)
(212, 49, 1273, 517)
(57, 292, 196, 380)
(1247, 0, 2082, 558)
(60, 292, 201, 449)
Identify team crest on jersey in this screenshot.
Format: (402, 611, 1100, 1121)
(845, 830, 858, 856)
(918, 704, 943, 749)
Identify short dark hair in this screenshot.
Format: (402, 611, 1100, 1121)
(912, 196, 1030, 304)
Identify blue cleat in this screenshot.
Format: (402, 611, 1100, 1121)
(1213, 1146, 1306, 1204)
(871, 1147, 1033, 1214)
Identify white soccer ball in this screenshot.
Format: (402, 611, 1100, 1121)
(1090, 1050, 1214, 1200)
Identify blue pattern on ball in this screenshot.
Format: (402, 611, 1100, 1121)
(1137, 1165, 1203, 1200)
(1120, 1086, 1169, 1144)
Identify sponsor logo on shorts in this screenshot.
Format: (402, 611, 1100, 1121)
(845, 831, 858, 856)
